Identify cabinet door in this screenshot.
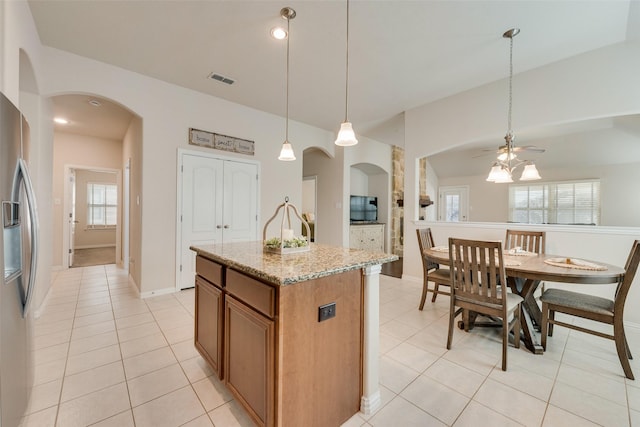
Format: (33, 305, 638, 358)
(194, 277, 224, 379)
(225, 296, 274, 427)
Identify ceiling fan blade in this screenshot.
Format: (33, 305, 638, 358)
(512, 145, 546, 153)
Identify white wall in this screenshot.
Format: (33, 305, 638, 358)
(404, 41, 640, 325)
(350, 168, 369, 195)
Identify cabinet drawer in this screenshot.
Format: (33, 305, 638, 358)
(196, 256, 224, 287)
(226, 269, 275, 318)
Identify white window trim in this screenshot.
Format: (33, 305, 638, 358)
(87, 182, 118, 228)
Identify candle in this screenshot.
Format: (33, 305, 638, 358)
(282, 229, 294, 240)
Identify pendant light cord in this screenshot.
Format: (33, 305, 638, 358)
(344, 0, 350, 122)
(286, 14, 290, 141)
(507, 35, 513, 137)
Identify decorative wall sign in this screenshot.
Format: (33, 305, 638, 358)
(189, 128, 255, 156)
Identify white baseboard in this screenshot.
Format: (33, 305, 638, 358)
(140, 286, 175, 299)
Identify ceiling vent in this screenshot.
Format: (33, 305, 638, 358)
(208, 72, 235, 85)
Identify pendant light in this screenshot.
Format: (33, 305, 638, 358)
(278, 7, 297, 161)
(486, 28, 542, 182)
(334, 0, 358, 146)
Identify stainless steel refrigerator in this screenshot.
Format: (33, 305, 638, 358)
(1, 91, 39, 426)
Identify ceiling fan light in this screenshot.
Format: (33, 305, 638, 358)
(497, 151, 517, 162)
(520, 162, 541, 181)
(486, 163, 503, 181)
(335, 121, 358, 146)
(278, 141, 296, 161)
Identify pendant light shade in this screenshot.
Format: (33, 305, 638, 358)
(520, 162, 541, 181)
(278, 141, 296, 161)
(335, 0, 358, 147)
(335, 122, 358, 146)
(278, 7, 297, 161)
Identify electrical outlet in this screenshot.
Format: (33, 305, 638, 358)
(318, 302, 336, 322)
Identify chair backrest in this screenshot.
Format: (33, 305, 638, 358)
(448, 238, 507, 306)
(614, 240, 640, 314)
(416, 228, 439, 271)
(505, 229, 546, 254)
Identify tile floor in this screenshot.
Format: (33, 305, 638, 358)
(21, 264, 640, 426)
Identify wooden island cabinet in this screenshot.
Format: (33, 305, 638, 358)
(191, 242, 395, 427)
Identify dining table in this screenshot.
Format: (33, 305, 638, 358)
(424, 246, 626, 354)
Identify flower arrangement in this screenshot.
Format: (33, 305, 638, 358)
(265, 236, 308, 249)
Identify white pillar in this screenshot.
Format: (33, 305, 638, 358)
(360, 263, 381, 415)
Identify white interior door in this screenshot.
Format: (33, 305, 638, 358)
(438, 186, 469, 222)
(180, 155, 224, 289)
(222, 161, 258, 242)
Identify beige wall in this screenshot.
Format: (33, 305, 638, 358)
(122, 116, 142, 289)
(52, 132, 122, 267)
(73, 170, 118, 248)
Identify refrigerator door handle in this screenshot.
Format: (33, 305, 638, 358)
(12, 159, 39, 318)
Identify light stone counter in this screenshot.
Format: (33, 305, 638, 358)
(190, 241, 397, 286)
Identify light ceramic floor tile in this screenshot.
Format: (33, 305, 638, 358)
(207, 400, 258, 427)
(550, 381, 630, 426)
(192, 375, 234, 411)
(474, 378, 547, 427)
(132, 386, 205, 427)
(25, 379, 62, 415)
(379, 355, 421, 394)
(180, 355, 215, 383)
(379, 333, 402, 355)
(33, 329, 71, 350)
(116, 321, 161, 342)
(68, 330, 118, 356)
(631, 409, 640, 427)
(90, 410, 135, 427)
(60, 361, 125, 402)
(556, 363, 627, 405)
(542, 404, 601, 427)
(71, 319, 116, 340)
(65, 343, 122, 376)
(71, 310, 114, 328)
(400, 375, 469, 425)
(127, 363, 189, 407)
(423, 357, 486, 398)
(18, 406, 57, 427)
(56, 382, 130, 427)
(162, 324, 194, 345)
(119, 332, 168, 359)
(114, 312, 155, 329)
(379, 319, 420, 341)
(74, 302, 113, 318)
(123, 346, 177, 379)
(33, 357, 66, 385)
(369, 396, 446, 427)
(171, 339, 201, 361)
(453, 400, 522, 427)
(182, 414, 215, 427)
(32, 342, 68, 366)
(488, 364, 555, 402)
(386, 342, 439, 373)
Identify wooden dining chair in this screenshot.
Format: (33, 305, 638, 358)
(447, 238, 522, 371)
(540, 240, 640, 380)
(505, 229, 546, 254)
(416, 228, 451, 309)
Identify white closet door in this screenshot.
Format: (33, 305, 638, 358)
(223, 160, 258, 242)
(180, 154, 224, 290)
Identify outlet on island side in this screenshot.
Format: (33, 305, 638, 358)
(318, 302, 336, 322)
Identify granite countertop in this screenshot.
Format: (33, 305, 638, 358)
(190, 241, 398, 286)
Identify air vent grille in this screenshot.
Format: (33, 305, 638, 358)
(208, 72, 235, 85)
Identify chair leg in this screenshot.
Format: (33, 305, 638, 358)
(614, 320, 635, 380)
(548, 310, 555, 337)
(431, 283, 439, 302)
(419, 278, 428, 311)
(514, 306, 521, 349)
(626, 336, 633, 360)
(447, 301, 456, 350)
(502, 314, 509, 371)
(541, 302, 548, 351)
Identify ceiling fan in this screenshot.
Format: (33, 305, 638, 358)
(475, 143, 545, 159)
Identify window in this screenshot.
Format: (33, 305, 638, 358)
(87, 183, 117, 228)
(509, 180, 600, 225)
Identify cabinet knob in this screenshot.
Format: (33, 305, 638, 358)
(224, 225, 230, 229)
(216, 225, 222, 229)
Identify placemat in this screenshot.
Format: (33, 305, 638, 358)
(544, 257, 607, 271)
(505, 248, 538, 257)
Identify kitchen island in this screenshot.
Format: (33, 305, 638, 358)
(190, 241, 396, 427)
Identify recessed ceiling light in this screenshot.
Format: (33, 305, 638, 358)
(54, 117, 69, 124)
(88, 99, 102, 107)
(271, 27, 287, 40)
